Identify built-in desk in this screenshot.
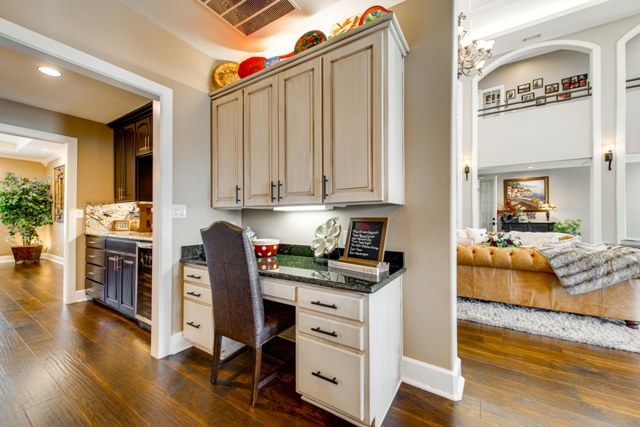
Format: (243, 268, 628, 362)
(180, 252, 405, 427)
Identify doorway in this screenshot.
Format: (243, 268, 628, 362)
(479, 176, 497, 232)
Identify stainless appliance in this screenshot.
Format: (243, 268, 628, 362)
(136, 242, 152, 328)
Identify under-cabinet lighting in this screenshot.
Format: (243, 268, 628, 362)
(273, 205, 333, 212)
(37, 66, 62, 77)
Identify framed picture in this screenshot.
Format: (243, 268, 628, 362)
(506, 89, 516, 100)
(562, 82, 571, 91)
(532, 78, 543, 89)
(559, 93, 572, 100)
(536, 97, 546, 105)
(579, 79, 587, 87)
(504, 177, 549, 212)
(561, 77, 571, 85)
(517, 83, 531, 93)
(339, 217, 388, 267)
(578, 73, 588, 82)
(545, 83, 559, 94)
(53, 165, 65, 222)
(522, 93, 535, 102)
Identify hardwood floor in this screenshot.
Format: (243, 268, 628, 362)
(1, 261, 640, 426)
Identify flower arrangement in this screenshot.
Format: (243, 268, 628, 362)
(484, 232, 522, 248)
(497, 200, 524, 223)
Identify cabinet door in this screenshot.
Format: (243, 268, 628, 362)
(323, 32, 383, 204)
(135, 116, 152, 156)
(114, 129, 124, 202)
(119, 255, 136, 318)
(278, 58, 323, 205)
(243, 76, 278, 207)
(105, 253, 119, 309)
(212, 91, 243, 207)
(115, 123, 136, 202)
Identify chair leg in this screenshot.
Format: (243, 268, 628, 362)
(250, 346, 262, 407)
(211, 334, 222, 384)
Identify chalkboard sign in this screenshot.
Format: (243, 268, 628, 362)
(339, 217, 388, 267)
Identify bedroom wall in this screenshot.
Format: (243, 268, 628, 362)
(627, 34, 640, 155)
(626, 161, 640, 238)
(483, 166, 592, 242)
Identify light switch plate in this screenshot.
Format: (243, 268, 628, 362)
(76, 209, 84, 218)
(173, 204, 187, 218)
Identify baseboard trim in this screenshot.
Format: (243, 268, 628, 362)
(402, 356, 465, 401)
(42, 253, 64, 264)
(170, 332, 193, 355)
(0, 255, 14, 263)
(75, 290, 88, 303)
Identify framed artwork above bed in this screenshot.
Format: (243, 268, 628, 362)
(504, 176, 548, 212)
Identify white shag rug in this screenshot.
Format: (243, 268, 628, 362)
(458, 297, 640, 353)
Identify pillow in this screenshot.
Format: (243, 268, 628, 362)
(465, 227, 487, 244)
(456, 229, 469, 239)
(510, 231, 580, 248)
(457, 236, 475, 246)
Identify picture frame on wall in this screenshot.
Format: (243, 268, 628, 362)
(506, 89, 516, 100)
(522, 93, 535, 102)
(533, 78, 543, 89)
(559, 93, 572, 100)
(545, 83, 560, 94)
(536, 97, 546, 105)
(504, 176, 549, 212)
(518, 83, 531, 93)
(563, 82, 571, 91)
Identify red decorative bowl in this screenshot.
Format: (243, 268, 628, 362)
(252, 239, 280, 257)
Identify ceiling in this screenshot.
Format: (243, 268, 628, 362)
(0, 132, 65, 165)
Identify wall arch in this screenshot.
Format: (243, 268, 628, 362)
(469, 40, 602, 242)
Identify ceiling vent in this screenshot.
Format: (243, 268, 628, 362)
(198, 0, 298, 36)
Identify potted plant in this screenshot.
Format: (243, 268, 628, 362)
(553, 218, 582, 237)
(0, 172, 53, 262)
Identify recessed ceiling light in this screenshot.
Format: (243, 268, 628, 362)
(527, 166, 534, 169)
(37, 66, 62, 77)
(41, 148, 51, 152)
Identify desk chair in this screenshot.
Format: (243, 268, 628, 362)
(200, 221, 295, 406)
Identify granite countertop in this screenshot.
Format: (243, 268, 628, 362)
(86, 231, 153, 241)
(181, 245, 406, 294)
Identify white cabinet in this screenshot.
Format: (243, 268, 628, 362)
(210, 14, 408, 209)
(182, 264, 243, 357)
(211, 91, 243, 208)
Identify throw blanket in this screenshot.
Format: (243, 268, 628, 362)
(539, 242, 640, 295)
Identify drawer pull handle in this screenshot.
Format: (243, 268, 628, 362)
(88, 272, 95, 276)
(87, 255, 97, 258)
(312, 371, 338, 385)
(186, 321, 201, 329)
(311, 327, 338, 337)
(186, 291, 202, 297)
(187, 274, 202, 279)
(311, 301, 337, 310)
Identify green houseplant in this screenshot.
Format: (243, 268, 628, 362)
(553, 218, 582, 237)
(0, 172, 53, 262)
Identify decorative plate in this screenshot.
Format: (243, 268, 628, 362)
(212, 62, 240, 89)
(311, 217, 342, 257)
(238, 56, 266, 79)
(294, 30, 327, 54)
(359, 6, 390, 26)
(330, 15, 360, 37)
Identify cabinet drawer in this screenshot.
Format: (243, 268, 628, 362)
(298, 310, 364, 351)
(85, 247, 105, 267)
(84, 279, 104, 302)
(297, 334, 364, 421)
(184, 283, 212, 305)
(86, 235, 106, 249)
(85, 263, 105, 285)
(105, 238, 137, 254)
(261, 278, 296, 303)
(183, 300, 212, 351)
(298, 287, 363, 322)
(183, 265, 210, 286)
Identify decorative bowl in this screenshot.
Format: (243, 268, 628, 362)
(252, 239, 280, 257)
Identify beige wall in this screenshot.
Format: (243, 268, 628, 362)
(46, 157, 65, 257)
(243, 0, 457, 370)
(0, 98, 113, 289)
(0, 157, 48, 254)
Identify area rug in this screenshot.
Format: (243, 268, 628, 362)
(457, 297, 640, 353)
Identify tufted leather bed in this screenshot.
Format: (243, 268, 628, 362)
(457, 245, 640, 328)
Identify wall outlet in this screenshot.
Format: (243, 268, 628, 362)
(76, 209, 84, 218)
(172, 204, 187, 218)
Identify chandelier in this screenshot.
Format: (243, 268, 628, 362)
(458, 13, 494, 78)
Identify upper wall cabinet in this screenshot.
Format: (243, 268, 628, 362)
(210, 14, 408, 209)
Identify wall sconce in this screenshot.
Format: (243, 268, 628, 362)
(604, 145, 614, 171)
(464, 161, 470, 181)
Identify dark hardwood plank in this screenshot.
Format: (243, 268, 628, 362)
(7, 365, 66, 410)
(0, 367, 31, 426)
(24, 395, 90, 427)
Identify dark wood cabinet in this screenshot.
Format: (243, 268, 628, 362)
(501, 222, 555, 233)
(85, 235, 106, 302)
(104, 239, 137, 319)
(108, 103, 152, 203)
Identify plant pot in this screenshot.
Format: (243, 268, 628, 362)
(11, 245, 43, 263)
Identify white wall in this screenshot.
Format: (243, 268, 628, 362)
(626, 161, 640, 238)
(627, 88, 640, 154)
(626, 33, 640, 79)
(484, 166, 592, 242)
(478, 99, 592, 168)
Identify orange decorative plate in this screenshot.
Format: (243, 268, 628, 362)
(294, 30, 327, 54)
(212, 62, 240, 89)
